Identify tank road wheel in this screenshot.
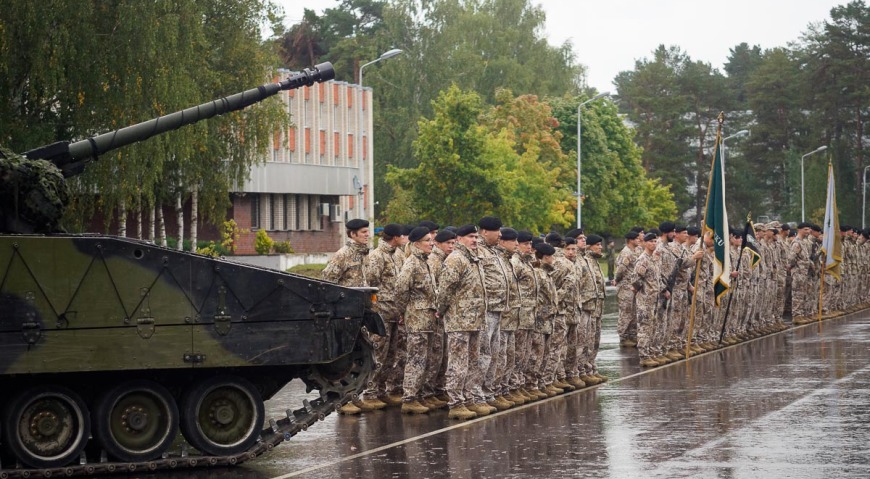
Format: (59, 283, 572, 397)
(180, 376, 264, 456)
(93, 380, 179, 462)
(304, 339, 375, 400)
(1, 386, 90, 468)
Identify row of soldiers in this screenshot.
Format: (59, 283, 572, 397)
(322, 217, 607, 420)
(615, 221, 870, 367)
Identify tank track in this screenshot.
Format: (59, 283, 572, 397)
(0, 341, 375, 479)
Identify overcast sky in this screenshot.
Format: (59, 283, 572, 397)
(277, 0, 847, 92)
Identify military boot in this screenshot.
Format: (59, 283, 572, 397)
(580, 375, 602, 386)
(665, 350, 683, 361)
(488, 396, 512, 411)
(529, 388, 549, 399)
(640, 358, 659, 368)
(448, 405, 477, 420)
(546, 384, 565, 395)
(593, 373, 609, 382)
(468, 403, 493, 416)
(379, 394, 404, 407)
(401, 400, 430, 415)
(338, 402, 362, 415)
(435, 393, 450, 403)
(554, 380, 575, 391)
(506, 392, 526, 405)
(354, 398, 387, 411)
(567, 376, 587, 388)
(424, 396, 448, 409)
(517, 388, 536, 401)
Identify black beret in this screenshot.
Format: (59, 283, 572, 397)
(797, 222, 811, 229)
(478, 216, 503, 231)
(781, 223, 791, 231)
(545, 232, 563, 245)
(687, 226, 701, 236)
(403, 224, 415, 235)
(586, 234, 603, 246)
(517, 230, 534, 243)
(659, 221, 676, 233)
(499, 227, 518, 241)
(840, 224, 851, 232)
(811, 224, 822, 232)
(730, 227, 742, 236)
(534, 243, 556, 256)
(409, 226, 430, 243)
(456, 224, 477, 237)
(643, 233, 658, 242)
(565, 228, 583, 238)
(444, 226, 457, 233)
(418, 220, 439, 231)
(531, 237, 544, 246)
(346, 218, 369, 231)
(383, 223, 403, 237)
(625, 231, 640, 240)
(648, 228, 661, 236)
(564, 237, 577, 245)
(434, 230, 457, 243)
(630, 226, 645, 233)
(675, 224, 687, 233)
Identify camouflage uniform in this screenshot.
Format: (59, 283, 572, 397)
(363, 241, 404, 400)
(654, 240, 678, 356)
(551, 251, 578, 382)
(581, 251, 606, 376)
(396, 243, 439, 403)
(436, 243, 486, 408)
(322, 240, 369, 287)
(633, 250, 663, 360)
(614, 245, 639, 341)
(495, 246, 521, 397)
(533, 263, 557, 389)
(475, 241, 510, 403)
(426, 246, 449, 398)
(510, 251, 538, 391)
(666, 242, 692, 350)
(788, 236, 813, 321)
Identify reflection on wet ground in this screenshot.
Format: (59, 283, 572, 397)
(130, 296, 870, 479)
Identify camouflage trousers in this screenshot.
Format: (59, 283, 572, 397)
(617, 288, 637, 341)
(402, 331, 441, 401)
(791, 272, 810, 319)
(422, 321, 448, 397)
(494, 330, 516, 395)
(363, 318, 406, 399)
(445, 331, 481, 408)
(581, 306, 603, 375)
(666, 289, 688, 350)
(564, 321, 582, 379)
(549, 315, 568, 381)
(475, 311, 502, 402)
(636, 299, 658, 359)
(511, 329, 533, 389)
(528, 331, 547, 388)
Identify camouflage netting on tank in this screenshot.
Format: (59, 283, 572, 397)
(0, 145, 69, 233)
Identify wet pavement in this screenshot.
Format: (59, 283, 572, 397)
(136, 296, 870, 479)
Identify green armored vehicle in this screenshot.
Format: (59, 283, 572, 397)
(0, 63, 382, 477)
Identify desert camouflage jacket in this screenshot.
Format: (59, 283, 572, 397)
(511, 252, 538, 330)
(437, 243, 486, 332)
(367, 241, 403, 319)
(322, 240, 369, 287)
(534, 262, 557, 335)
(395, 244, 437, 332)
(477, 240, 510, 312)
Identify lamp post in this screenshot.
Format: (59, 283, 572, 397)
(800, 145, 828, 222)
(863, 165, 870, 229)
(721, 129, 749, 168)
(577, 91, 610, 229)
(358, 48, 403, 221)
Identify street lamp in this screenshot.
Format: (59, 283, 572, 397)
(577, 91, 610, 228)
(723, 129, 750, 142)
(863, 165, 870, 229)
(358, 48, 403, 220)
(800, 145, 828, 222)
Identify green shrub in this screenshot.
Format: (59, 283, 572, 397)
(255, 229, 274, 255)
(273, 240, 295, 254)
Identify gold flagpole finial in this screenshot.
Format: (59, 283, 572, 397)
(746, 212, 752, 222)
(717, 112, 725, 125)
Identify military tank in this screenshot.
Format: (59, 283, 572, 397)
(0, 62, 383, 478)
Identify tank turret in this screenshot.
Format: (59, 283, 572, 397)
(0, 62, 334, 234)
(0, 63, 385, 477)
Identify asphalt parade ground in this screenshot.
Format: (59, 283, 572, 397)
(144, 301, 870, 479)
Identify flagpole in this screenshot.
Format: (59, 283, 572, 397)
(817, 266, 824, 332)
(687, 112, 726, 358)
(718, 213, 752, 344)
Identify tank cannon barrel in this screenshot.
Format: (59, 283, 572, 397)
(22, 62, 335, 177)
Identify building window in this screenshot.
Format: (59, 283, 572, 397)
(298, 195, 309, 231)
(285, 194, 297, 231)
(251, 195, 260, 230)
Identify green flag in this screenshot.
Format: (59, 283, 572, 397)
(703, 130, 731, 306)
